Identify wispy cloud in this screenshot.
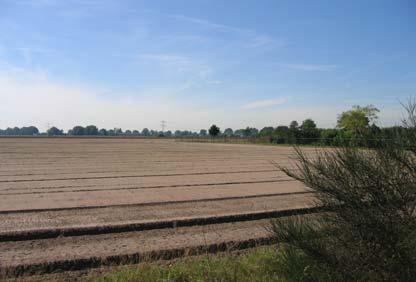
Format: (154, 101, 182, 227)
(247, 35, 276, 48)
(285, 64, 338, 71)
(207, 80, 222, 85)
(136, 53, 201, 74)
(137, 53, 190, 63)
(132, 53, 218, 89)
(170, 14, 281, 49)
(159, 34, 209, 44)
(242, 98, 288, 110)
(170, 14, 250, 35)
(115, 52, 187, 71)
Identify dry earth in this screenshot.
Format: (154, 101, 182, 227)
(0, 138, 317, 278)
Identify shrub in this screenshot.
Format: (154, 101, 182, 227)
(271, 99, 416, 281)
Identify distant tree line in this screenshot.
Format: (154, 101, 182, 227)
(0, 105, 411, 146)
(204, 105, 412, 148)
(64, 126, 174, 137)
(0, 126, 39, 136)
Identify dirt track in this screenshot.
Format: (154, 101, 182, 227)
(0, 138, 316, 277)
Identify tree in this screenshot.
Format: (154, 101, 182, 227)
(242, 127, 258, 137)
(47, 127, 63, 136)
(289, 120, 299, 130)
(300, 119, 317, 132)
(209, 124, 220, 137)
(401, 97, 416, 128)
(299, 119, 319, 143)
(114, 128, 123, 135)
(337, 105, 379, 134)
(20, 126, 39, 135)
(85, 125, 98, 135)
(70, 126, 85, 136)
(199, 129, 207, 136)
(259, 127, 274, 136)
(275, 125, 289, 134)
(11, 127, 20, 135)
(320, 128, 341, 145)
(288, 121, 300, 142)
(223, 128, 234, 137)
(99, 129, 108, 136)
(234, 129, 244, 137)
(273, 125, 291, 143)
(141, 128, 150, 136)
(243, 126, 251, 137)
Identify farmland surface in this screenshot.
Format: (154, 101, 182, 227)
(0, 138, 316, 278)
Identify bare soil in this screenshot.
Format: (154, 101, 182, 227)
(0, 138, 316, 277)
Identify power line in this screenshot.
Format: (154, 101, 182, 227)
(161, 120, 167, 132)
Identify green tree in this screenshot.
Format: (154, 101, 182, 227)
(141, 128, 150, 136)
(199, 129, 207, 136)
(337, 105, 379, 135)
(289, 120, 299, 130)
(273, 126, 290, 143)
(223, 128, 234, 137)
(85, 125, 98, 135)
(300, 119, 317, 131)
(299, 119, 319, 143)
(242, 127, 258, 137)
(70, 126, 85, 136)
(114, 128, 123, 135)
(47, 127, 63, 136)
(234, 129, 244, 137)
(259, 126, 274, 136)
(209, 124, 220, 137)
(320, 128, 341, 145)
(20, 126, 39, 135)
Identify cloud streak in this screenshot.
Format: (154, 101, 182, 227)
(285, 64, 338, 71)
(137, 53, 191, 64)
(242, 98, 288, 109)
(170, 14, 250, 35)
(170, 14, 282, 49)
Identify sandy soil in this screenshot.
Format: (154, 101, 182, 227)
(0, 138, 316, 276)
(0, 219, 274, 267)
(0, 138, 312, 214)
(0, 193, 314, 232)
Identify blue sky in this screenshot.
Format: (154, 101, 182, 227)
(0, 0, 415, 131)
